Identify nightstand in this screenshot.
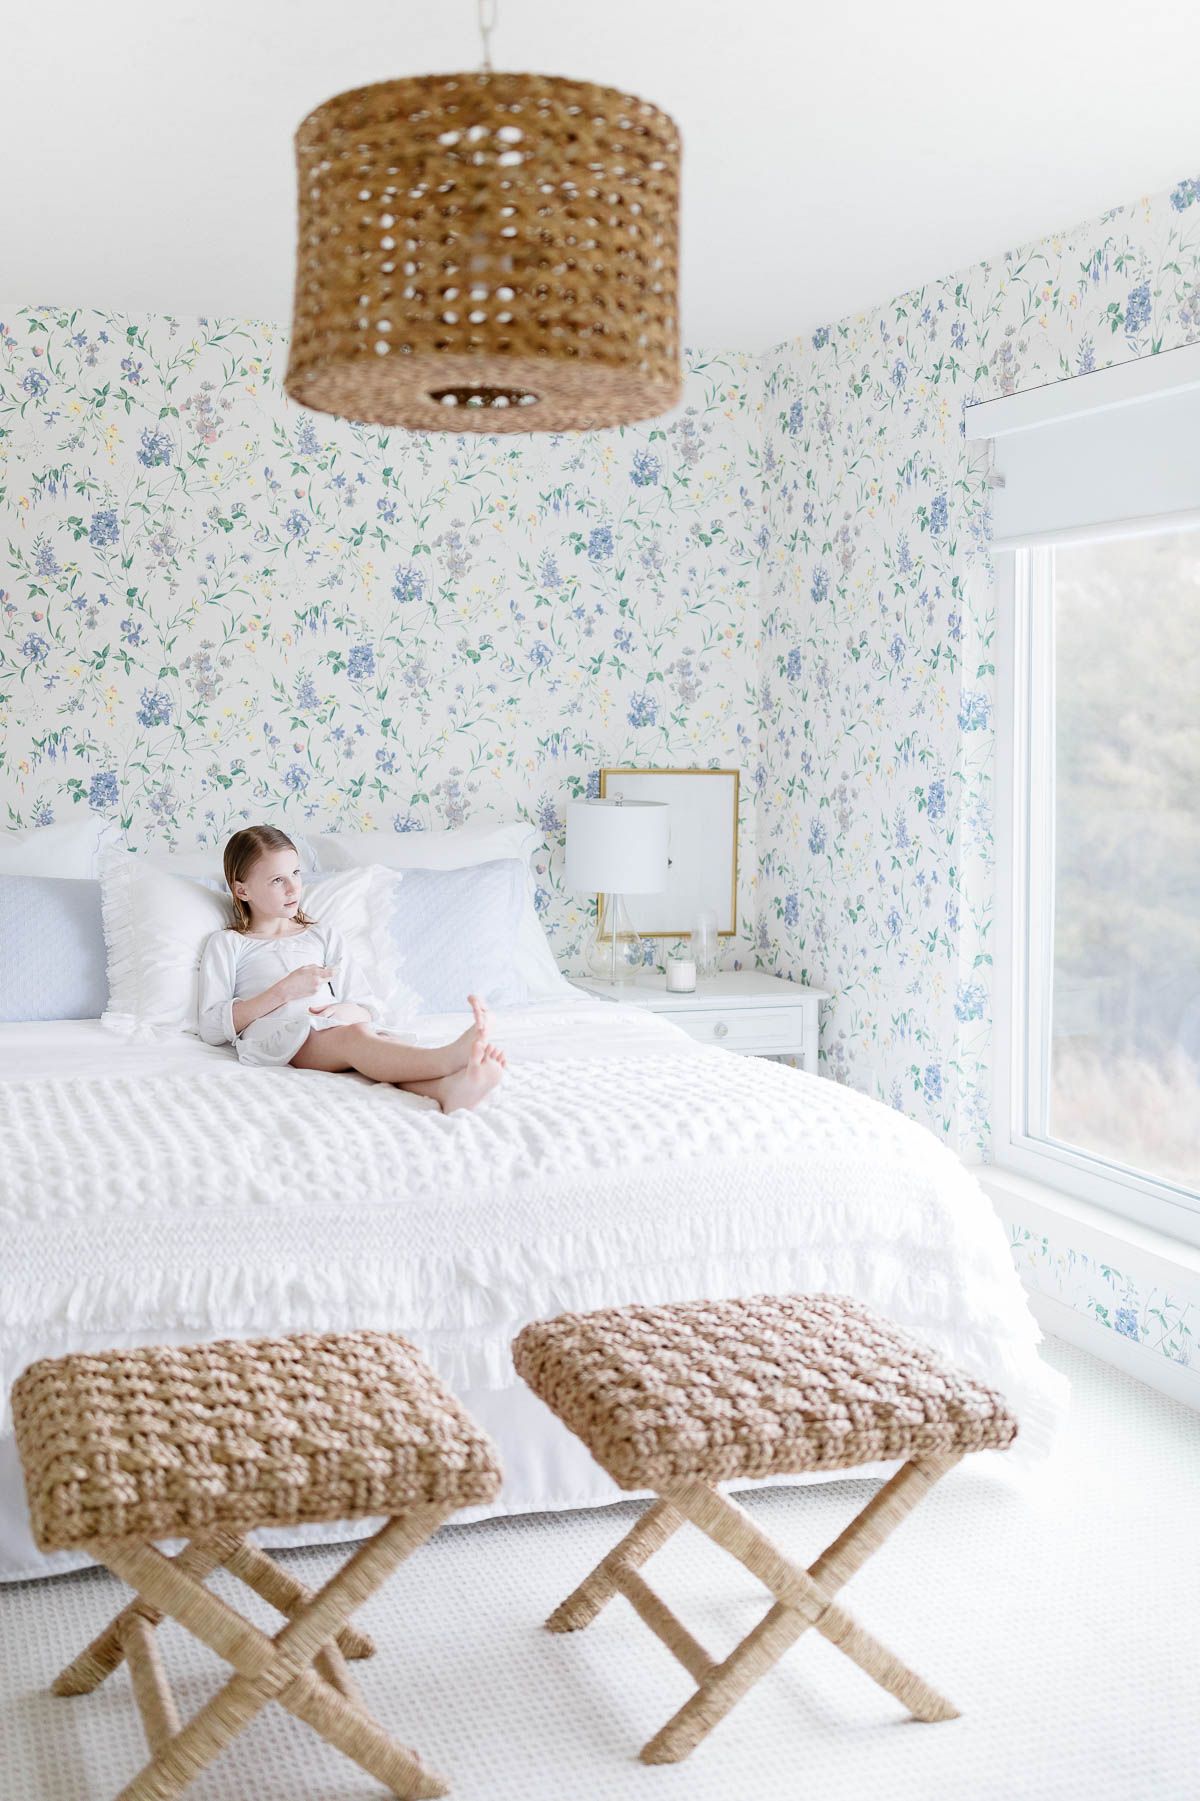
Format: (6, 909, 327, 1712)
(569, 971, 831, 1073)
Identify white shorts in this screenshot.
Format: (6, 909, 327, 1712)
(233, 1000, 343, 1069)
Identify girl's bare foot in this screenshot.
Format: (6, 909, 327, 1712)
(430, 1038, 505, 1113)
(446, 994, 490, 1070)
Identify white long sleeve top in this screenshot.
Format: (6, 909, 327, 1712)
(197, 923, 380, 1067)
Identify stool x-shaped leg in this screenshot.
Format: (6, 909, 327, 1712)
(545, 1452, 963, 1764)
(56, 1510, 455, 1801)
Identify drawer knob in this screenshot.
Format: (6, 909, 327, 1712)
(714, 1020, 729, 1039)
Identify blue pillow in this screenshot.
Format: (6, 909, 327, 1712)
(391, 860, 529, 1014)
(0, 873, 109, 1021)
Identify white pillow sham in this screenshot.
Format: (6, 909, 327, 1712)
(0, 816, 322, 883)
(98, 853, 415, 1038)
(0, 815, 121, 878)
(316, 819, 537, 873)
(386, 860, 529, 1013)
(314, 818, 574, 1000)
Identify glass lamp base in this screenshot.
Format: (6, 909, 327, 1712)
(585, 892, 645, 985)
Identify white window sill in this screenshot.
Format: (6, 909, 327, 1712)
(982, 1165, 1200, 1411)
(980, 1165, 1200, 1290)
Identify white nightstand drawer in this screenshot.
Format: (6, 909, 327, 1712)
(669, 1007, 804, 1054)
(568, 973, 829, 1072)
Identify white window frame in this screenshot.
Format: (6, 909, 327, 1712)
(993, 546, 1200, 1248)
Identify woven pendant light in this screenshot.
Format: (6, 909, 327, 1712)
(284, 50, 681, 434)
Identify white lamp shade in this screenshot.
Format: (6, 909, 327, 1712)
(565, 800, 670, 895)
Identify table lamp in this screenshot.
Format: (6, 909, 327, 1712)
(565, 798, 670, 986)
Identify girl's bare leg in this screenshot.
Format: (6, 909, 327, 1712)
(293, 1025, 456, 1083)
(290, 998, 507, 1111)
(404, 1039, 507, 1113)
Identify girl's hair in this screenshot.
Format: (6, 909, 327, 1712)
(223, 825, 316, 935)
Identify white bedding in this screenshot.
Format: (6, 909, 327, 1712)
(0, 1005, 1065, 1580)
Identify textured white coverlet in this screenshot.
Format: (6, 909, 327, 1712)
(0, 1005, 1064, 1577)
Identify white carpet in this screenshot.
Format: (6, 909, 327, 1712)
(1, 1339, 1196, 1801)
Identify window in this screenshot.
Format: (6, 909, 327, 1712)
(999, 529, 1200, 1240)
(974, 343, 1200, 1240)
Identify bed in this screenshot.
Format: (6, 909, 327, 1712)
(0, 994, 1064, 1582)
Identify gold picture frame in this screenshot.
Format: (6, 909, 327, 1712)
(598, 766, 740, 938)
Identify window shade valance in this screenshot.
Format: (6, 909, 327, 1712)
(964, 341, 1200, 549)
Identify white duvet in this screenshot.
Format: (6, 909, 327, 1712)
(0, 1004, 1064, 1580)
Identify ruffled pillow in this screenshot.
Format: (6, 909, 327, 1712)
(98, 852, 416, 1038)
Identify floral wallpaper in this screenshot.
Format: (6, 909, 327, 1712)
(753, 174, 1200, 1160)
(1009, 1225, 1196, 1371)
(0, 320, 763, 970)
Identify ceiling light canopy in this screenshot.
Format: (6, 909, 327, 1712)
(284, 61, 682, 434)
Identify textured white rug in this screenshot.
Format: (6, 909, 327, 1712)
(1, 1339, 1196, 1801)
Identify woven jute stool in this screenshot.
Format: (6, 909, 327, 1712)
(513, 1292, 1018, 1764)
(12, 1330, 502, 1801)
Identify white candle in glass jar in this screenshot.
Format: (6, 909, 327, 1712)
(666, 953, 697, 993)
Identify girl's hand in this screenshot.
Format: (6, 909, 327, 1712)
(275, 963, 335, 1004)
(309, 1001, 372, 1025)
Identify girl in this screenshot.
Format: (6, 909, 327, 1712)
(197, 824, 506, 1112)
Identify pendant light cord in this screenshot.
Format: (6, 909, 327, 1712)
(477, 0, 498, 71)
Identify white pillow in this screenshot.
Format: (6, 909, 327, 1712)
(0, 819, 322, 883)
(98, 853, 415, 1038)
(313, 819, 573, 1000)
(0, 815, 121, 878)
(316, 819, 536, 872)
(387, 861, 529, 1013)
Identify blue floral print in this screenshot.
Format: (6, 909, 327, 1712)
(136, 688, 172, 728)
(88, 770, 119, 810)
(392, 564, 425, 604)
(1123, 283, 1152, 336)
(136, 427, 173, 468)
(630, 449, 661, 487)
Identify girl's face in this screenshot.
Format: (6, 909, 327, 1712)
(232, 846, 303, 926)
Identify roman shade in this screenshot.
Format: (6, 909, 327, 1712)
(964, 340, 1200, 549)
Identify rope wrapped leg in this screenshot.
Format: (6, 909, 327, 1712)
(637, 1462, 962, 1762)
(117, 1674, 267, 1801)
(210, 1529, 375, 1661)
(97, 1512, 453, 1801)
(119, 1615, 181, 1757)
(53, 1541, 227, 1697)
(546, 1498, 684, 1633)
(641, 1598, 810, 1765)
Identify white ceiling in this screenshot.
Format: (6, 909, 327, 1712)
(4, 0, 1199, 350)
